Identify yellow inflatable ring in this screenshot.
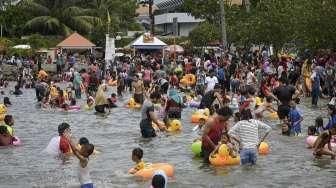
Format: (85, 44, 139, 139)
(184, 74, 196, 86)
(130, 163, 174, 179)
(167, 119, 182, 132)
(209, 154, 240, 166)
(126, 98, 141, 109)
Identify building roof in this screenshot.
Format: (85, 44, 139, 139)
(155, 0, 184, 10)
(131, 34, 167, 49)
(56, 32, 95, 49)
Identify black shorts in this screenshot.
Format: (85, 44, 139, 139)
(140, 119, 156, 138)
(144, 80, 151, 88)
(95, 104, 107, 113)
(277, 104, 290, 120)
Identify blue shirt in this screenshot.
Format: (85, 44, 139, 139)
(289, 107, 302, 126)
(325, 115, 336, 130)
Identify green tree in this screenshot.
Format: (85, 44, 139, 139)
(20, 0, 101, 36)
(189, 22, 220, 47)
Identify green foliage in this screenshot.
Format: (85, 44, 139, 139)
(184, 0, 336, 50)
(189, 22, 220, 47)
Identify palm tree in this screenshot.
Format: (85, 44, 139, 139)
(21, 0, 100, 36)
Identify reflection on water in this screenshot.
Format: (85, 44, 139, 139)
(1, 86, 336, 187)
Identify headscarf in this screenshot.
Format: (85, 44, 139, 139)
(151, 170, 167, 188)
(95, 84, 108, 106)
(168, 89, 182, 104)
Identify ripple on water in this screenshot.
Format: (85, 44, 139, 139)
(1, 86, 336, 187)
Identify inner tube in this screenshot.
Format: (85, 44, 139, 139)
(209, 154, 240, 166)
(129, 163, 174, 179)
(12, 136, 22, 146)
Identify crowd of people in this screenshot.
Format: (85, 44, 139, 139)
(1, 47, 336, 187)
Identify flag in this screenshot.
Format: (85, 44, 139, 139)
(107, 10, 111, 24)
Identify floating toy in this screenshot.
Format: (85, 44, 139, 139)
(129, 163, 174, 179)
(125, 98, 141, 109)
(258, 142, 270, 155)
(167, 119, 182, 132)
(209, 154, 240, 166)
(191, 140, 202, 156)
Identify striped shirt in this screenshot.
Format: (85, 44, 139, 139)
(228, 119, 271, 149)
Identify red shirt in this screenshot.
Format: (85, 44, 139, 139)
(202, 117, 227, 151)
(59, 136, 71, 154)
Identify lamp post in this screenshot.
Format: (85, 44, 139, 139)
(219, 0, 228, 52)
(139, 0, 155, 36)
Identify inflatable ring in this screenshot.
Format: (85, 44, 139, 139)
(209, 154, 240, 166)
(68, 105, 81, 111)
(179, 78, 188, 86)
(126, 98, 141, 109)
(264, 111, 279, 121)
(13, 136, 22, 146)
(306, 136, 336, 151)
(167, 119, 182, 132)
(108, 79, 117, 86)
(184, 74, 196, 86)
(130, 163, 174, 179)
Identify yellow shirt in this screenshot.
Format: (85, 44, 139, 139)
(4, 124, 14, 136)
(134, 160, 145, 171)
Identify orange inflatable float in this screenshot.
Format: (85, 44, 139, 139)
(209, 154, 240, 166)
(190, 109, 210, 123)
(125, 98, 141, 109)
(129, 163, 174, 179)
(183, 74, 196, 86)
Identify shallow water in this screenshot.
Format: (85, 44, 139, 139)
(1, 85, 336, 188)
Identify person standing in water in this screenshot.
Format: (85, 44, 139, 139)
(132, 74, 145, 104)
(64, 133, 95, 188)
(273, 77, 297, 135)
(94, 84, 109, 113)
(140, 92, 166, 138)
(229, 109, 271, 165)
(201, 106, 233, 163)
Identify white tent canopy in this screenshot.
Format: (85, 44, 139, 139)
(131, 34, 167, 49)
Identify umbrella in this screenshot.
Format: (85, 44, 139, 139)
(13, 44, 31, 49)
(164, 45, 184, 53)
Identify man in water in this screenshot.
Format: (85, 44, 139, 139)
(229, 109, 271, 165)
(132, 74, 145, 104)
(201, 107, 233, 163)
(140, 92, 166, 138)
(199, 84, 223, 113)
(273, 77, 297, 135)
(44, 123, 72, 156)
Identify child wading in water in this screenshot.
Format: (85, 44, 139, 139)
(313, 126, 336, 159)
(129, 148, 145, 174)
(289, 99, 303, 136)
(211, 133, 237, 158)
(65, 133, 95, 188)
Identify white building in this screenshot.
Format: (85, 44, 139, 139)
(154, 0, 203, 37)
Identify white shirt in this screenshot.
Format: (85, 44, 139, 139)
(79, 158, 92, 185)
(44, 136, 61, 156)
(205, 76, 218, 92)
(229, 119, 271, 149)
(246, 71, 255, 85)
